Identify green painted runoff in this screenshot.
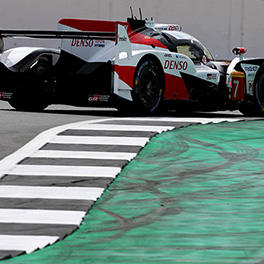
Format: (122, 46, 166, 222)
(3, 120, 264, 264)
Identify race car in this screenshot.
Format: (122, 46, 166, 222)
(0, 15, 263, 115)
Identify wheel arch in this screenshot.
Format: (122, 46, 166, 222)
(14, 49, 60, 72)
(253, 64, 264, 107)
(0, 47, 60, 72)
(134, 53, 165, 89)
(239, 62, 264, 116)
(130, 53, 166, 113)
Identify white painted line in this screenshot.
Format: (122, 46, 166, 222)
(0, 209, 85, 225)
(31, 150, 137, 161)
(119, 117, 245, 123)
(0, 186, 104, 200)
(75, 124, 175, 132)
(50, 135, 149, 146)
(9, 164, 121, 177)
(0, 235, 59, 253)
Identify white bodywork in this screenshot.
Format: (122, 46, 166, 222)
(240, 63, 260, 96)
(114, 24, 220, 101)
(227, 55, 262, 97)
(0, 47, 43, 69)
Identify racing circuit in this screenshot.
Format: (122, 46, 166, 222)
(1, 0, 264, 262)
(0, 101, 263, 263)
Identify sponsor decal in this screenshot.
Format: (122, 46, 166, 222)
(164, 60, 188, 71)
(157, 27, 168, 31)
(118, 37, 127, 42)
(168, 25, 180, 31)
(94, 40, 105, 47)
(207, 73, 217, 80)
(175, 54, 186, 59)
(244, 66, 258, 72)
(0, 92, 12, 100)
(71, 39, 105, 48)
(155, 24, 181, 31)
(72, 39, 94, 47)
(248, 81, 254, 93)
(88, 95, 110, 102)
(164, 54, 172, 58)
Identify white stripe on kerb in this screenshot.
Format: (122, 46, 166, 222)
(31, 150, 137, 161)
(50, 136, 149, 146)
(75, 124, 175, 132)
(0, 186, 104, 200)
(0, 209, 85, 225)
(9, 165, 121, 177)
(0, 235, 58, 253)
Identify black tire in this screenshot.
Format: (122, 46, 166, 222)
(9, 57, 54, 111)
(132, 57, 164, 114)
(239, 69, 264, 116)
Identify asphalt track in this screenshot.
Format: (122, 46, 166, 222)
(0, 101, 119, 160)
(0, 101, 263, 263)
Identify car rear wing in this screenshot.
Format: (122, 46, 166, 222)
(0, 29, 116, 40)
(0, 21, 130, 62)
(0, 18, 118, 55)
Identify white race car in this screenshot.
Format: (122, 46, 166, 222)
(0, 15, 263, 115)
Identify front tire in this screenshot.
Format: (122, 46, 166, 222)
(132, 57, 164, 114)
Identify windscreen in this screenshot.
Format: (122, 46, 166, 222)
(174, 39, 213, 63)
(162, 31, 214, 63)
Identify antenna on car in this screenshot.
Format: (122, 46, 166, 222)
(130, 6, 134, 19)
(139, 8, 143, 20)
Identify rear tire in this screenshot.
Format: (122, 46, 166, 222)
(9, 57, 54, 111)
(132, 57, 164, 114)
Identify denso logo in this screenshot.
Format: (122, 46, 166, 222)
(164, 60, 188, 71)
(71, 39, 94, 47)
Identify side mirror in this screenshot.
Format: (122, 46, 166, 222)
(232, 47, 247, 61)
(232, 47, 247, 55)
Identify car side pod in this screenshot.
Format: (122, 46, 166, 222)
(232, 47, 247, 61)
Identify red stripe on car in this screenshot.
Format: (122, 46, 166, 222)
(115, 65, 136, 89)
(164, 73, 189, 100)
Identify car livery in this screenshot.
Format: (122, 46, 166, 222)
(0, 16, 263, 115)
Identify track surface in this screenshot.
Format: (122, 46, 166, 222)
(0, 102, 120, 160)
(0, 101, 259, 261)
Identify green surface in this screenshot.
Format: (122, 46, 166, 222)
(4, 120, 264, 263)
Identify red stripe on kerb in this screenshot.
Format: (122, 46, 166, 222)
(58, 19, 116, 32)
(115, 65, 136, 89)
(164, 73, 189, 100)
